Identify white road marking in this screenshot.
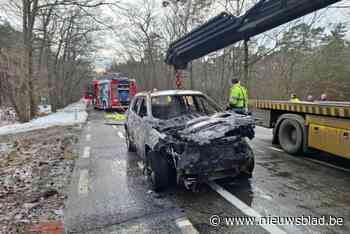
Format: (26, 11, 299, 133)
(86, 134, 91, 141)
(176, 218, 192, 227)
(255, 149, 265, 154)
(208, 181, 286, 234)
(176, 217, 199, 234)
(82, 146, 91, 158)
(118, 131, 125, 139)
(266, 143, 349, 173)
(87, 125, 91, 131)
(253, 186, 273, 200)
(78, 169, 89, 195)
(304, 158, 350, 173)
(269, 147, 284, 152)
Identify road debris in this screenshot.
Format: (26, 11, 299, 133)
(104, 112, 126, 126)
(105, 113, 126, 121)
(0, 126, 81, 233)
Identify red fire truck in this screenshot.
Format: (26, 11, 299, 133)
(92, 75, 137, 111)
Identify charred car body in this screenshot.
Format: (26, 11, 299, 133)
(125, 90, 255, 191)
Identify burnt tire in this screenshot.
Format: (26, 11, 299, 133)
(278, 119, 303, 155)
(168, 161, 177, 186)
(149, 151, 169, 192)
(239, 143, 255, 178)
(125, 130, 136, 152)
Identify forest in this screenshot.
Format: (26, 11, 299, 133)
(1, 0, 349, 121)
(0, 0, 111, 121)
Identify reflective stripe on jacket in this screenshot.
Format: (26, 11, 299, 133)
(290, 98, 300, 103)
(229, 83, 248, 108)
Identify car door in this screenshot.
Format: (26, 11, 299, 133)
(134, 96, 148, 159)
(127, 97, 141, 144)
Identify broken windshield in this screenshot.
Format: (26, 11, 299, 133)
(151, 95, 222, 120)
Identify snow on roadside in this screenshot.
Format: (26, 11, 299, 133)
(0, 100, 88, 136)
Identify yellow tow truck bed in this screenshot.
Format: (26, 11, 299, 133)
(253, 100, 350, 159)
(255, 100, 350, 118)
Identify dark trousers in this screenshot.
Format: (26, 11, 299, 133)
(228, 106, 246, 115)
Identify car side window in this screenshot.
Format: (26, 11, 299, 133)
(138, 98, 148, 117)
(197, 96, 218, 115)
(132, 98, 141, 113)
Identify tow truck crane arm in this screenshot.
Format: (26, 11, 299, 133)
(165, 0, 341, 70)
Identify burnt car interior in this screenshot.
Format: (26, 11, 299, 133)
(151, 95, 221, 120)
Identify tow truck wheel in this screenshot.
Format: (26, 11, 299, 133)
(125, 130, 135, 152)
(149, 151, 169, 192)
(278, 119, 303, 155)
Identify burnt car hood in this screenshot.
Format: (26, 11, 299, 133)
(155, 112, 255, 144)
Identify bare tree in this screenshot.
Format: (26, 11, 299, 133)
(2, 0, 118, 120)
(0, 47, 30, 121)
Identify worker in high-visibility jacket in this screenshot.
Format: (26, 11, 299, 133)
(290, 94, 300, 102)
(229, 78, 248, 114)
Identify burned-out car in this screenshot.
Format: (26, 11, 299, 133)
(125, 90, 255, 191)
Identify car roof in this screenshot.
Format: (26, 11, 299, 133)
(135, 90, 204, 97)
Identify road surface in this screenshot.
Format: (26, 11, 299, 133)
(64, 110, 350, 234)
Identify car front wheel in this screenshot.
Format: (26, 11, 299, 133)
(149, 151, 169, 192)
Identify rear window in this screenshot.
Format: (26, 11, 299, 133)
(151, 95, 221, 120)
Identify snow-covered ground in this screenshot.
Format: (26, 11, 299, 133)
(0, 100, 88, 136)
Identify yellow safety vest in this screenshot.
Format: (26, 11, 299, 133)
(229, 83, 248, 108)
(290, 98, 300, 103)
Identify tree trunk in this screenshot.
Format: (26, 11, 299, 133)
(220, 49, 226, 101)
(244, 39, 249, 86)
(189, 61, 193, 89)
(22, 0, 38, 119)
(28, 47, 36, 117)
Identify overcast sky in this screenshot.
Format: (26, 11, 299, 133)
(96, 0, 350, 69)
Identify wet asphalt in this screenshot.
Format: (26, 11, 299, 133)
(64, 110, 350, 234)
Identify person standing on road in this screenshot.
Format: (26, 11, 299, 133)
(229, 78, 248, 114)
(307, 95, 314, 102)
(320, 93, 328, 102)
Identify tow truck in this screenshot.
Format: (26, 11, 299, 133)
(165, 0, 350, 159)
